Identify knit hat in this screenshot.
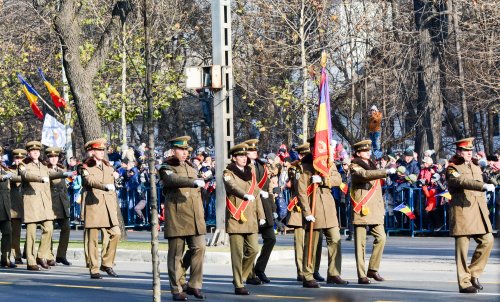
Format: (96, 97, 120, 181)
(404, 149, 414, 157)
(405, 174, 418, 183)
(396, 166, 406, 175)
(422, 157, 433, 165)
(370, 105, 378, 111)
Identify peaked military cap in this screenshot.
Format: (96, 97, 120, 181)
(455, 137, 474, 151)
(296, 143, 310, 155)
(45, 147, 61, 157)
(169, 136, 191, 149)
(12, 149, 27, 158)
(86, 138, 107, 150)
(243, 139, 259, 151)
(230, 143, 249, 156)
(352, 139, 372, 152)
(26, 141, 43, 151)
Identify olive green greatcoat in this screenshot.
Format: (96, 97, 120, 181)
(82, 158, 119, 228)
(286, 162, 304, 228)
(19, 160, 55, 223)
(350, 158, 388, 225)
(446, 156, 492, 236)
(0, 166, 12, 221)
(223, 164, 265, 234)
(48, 165, 71, 219)
(298, 157, 342, 229)
(159, 157, 207, 238)
(8, 167, 23, 220)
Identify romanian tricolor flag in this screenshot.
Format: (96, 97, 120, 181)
(340, 183, 348, 194)
(437, 190, 452, 200)
(312, 57, 333, 177)
(38, 68, 66, 108)
(394, 203, 416, 220)
(17, 74, 44, 120)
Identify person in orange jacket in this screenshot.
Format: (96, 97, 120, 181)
(368, 105, 382, 153)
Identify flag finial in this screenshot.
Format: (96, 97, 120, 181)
(320, 51, 327, 68)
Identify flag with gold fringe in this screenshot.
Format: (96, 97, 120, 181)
(17, 74, 44, 120)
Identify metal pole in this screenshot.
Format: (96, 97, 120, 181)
(210, 0, 234, 246)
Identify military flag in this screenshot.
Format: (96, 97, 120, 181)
(17, 74, 44, 120)
(38, 68, 67, 108)
(394, 203, 416, 220)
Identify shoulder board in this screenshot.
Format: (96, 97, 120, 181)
(350, 163, 363, 171)
(223, 169, 234, 181)
(81, 168, 89, 176)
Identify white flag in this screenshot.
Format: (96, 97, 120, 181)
(41, 114, 67, 148)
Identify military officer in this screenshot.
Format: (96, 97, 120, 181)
(9, 149, 26, 264)
(0, 146, 15, 268)
(19, 141, 55, 270)
(81, 138, 121, 279)
(159, 136, 207, 301)
(244, 139, 277, 284)
(298, 138, 347, 288)
(350, 139, 396, 284)
(223, 143, 265, 295)
(46, 147, 75, 266)
(286, 143, 324, 282)
(446, 137, 495, 294)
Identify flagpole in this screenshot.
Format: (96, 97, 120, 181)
(307, 182, 318, 267)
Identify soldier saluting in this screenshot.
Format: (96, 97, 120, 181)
(349, 139, 396, 284)
(81, 138, 121, 279)
(223, 143, 265, 296)
(446, 137, 494, 294)
(159, 136, 207, 301)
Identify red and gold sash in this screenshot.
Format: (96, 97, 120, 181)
(257, 164, 268, 189)
(226, 172, 256, 222)
(287, 184, 314, 212)
(350, 179, 380, 215)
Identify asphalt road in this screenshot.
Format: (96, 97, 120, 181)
(3, 234, 499, 302)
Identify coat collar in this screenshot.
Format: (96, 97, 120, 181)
(226, 162, 253, 181)
(352, 157, 378, 170)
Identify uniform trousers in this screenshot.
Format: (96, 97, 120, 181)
(167, 234, 205, 294)
(354, 224, 386, 278)
(229, 233, 259, 288)
(10, 218, 22, 260)
(0, 220, 12, 261)
(293, 227, 322, 277)
(51, 218, 71, 259)
(84, 227, 110, 266)
(26, 220, 53, 265)
(87, 226, 120, 274)
(248, 225, 276, 279)
(455, 233, 494, 290)
(303, 227, 342, 281)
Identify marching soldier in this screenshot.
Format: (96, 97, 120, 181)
(298, 138, 347, 288)
(19, 141, 55, 270)
(81, 138, 121, 279)
(350, 139, 395, 284)
(0, 146, 15, 268)
(159, 136, 207, 301)
(286, 143, 324, 282)
(446, 137, 494, 294)
(223, 143, 265, 295)
(244, 139, 276, 284)
(9, 149, 26, 264)
(46, 147, 75, 266)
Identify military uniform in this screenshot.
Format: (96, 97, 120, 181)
(0, 146, 14, 268)
(81, 138, 121, 279)
(350, 140, 388, 284)
(297, 143, 346, 288)
(46, 147, 73, 265)
(159, 136, 207, 301)
(244, 139, 276, 284)
(285, 143, 323, 281)
(19, 141, 56, 270)
(223, 143, 265, 295)
(446, 138, 494, 293)
(9, 149, 26, 264)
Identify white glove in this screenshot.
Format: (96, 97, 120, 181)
(203, 170, 212, 178)
(311, 175, 322, 184)
(243, 194, 255, 202)
(2, 173, 13, 180)
(63, 171, 75, 177)
(260, 191, 269, 199)
(41, 177, 50, 183)
(273, 212, 278, 219)
(194, 179, 205, 188)
(105, 184, 116, 191)
(483, 184, 495, 192)
(305, 215, 315, 222)
(259, 219, 266, 226)
(386, 168, 396, 175)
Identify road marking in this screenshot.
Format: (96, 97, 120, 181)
(54, 284, 103, 289)
(0, 282, 13, 285)
(255, 294, 313, 300)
